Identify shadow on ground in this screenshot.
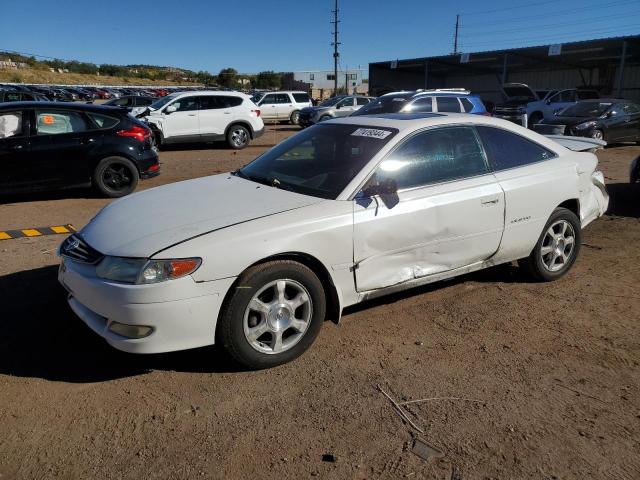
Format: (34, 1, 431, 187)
(606, 182, 640, 219)
(0, 265, 244, 383)
(0, 188, 96, 205)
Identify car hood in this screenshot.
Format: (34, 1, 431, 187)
(80, 174, 323, 258)
(541, 115, 599, 126)
(301, 106, 330, 114)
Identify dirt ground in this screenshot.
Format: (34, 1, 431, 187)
(1, 125, 639, 480)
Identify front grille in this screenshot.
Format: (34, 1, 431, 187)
(60, 234, 104, 264)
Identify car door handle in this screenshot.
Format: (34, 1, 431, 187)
(481, 197, 500, 205)
(224, 111, 231, 114)
(187, 113, 196, 116)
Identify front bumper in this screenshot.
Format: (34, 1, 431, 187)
(58, 257, 236, 354)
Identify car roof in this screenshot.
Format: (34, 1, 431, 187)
(173, 90, 247, 97)
(0, 101, 131, 113)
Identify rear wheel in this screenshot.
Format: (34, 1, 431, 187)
(93, 156, 139, 198)
(290, 110, 300, 125)
(591, 129, 604, 141)
(217, 260, 326, 369)
(227, 124, 250, 150)
(518, 207, 581, 281)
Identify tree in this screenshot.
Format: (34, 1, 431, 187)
(217, 68, 238, 88)
(253, 71, 281, 90)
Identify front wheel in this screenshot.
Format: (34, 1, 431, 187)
(518, 207, 581, 281)
(93, 156, 139, 198)
(591, 129, 604, 141)
(226, 125, 250, 150)
(217, 260, 326, 369)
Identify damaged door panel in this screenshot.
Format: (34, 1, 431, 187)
(353, 175, 505, 292)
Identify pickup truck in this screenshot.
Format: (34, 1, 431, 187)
(493, 83, 598, 128)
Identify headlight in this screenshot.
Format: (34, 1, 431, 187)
(574, 121, 597, 130)
(96, 256, 201, 284)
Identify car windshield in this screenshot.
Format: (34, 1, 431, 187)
(251, 93, 265, 104)
(319, 96, 343, 107)
(351, 94, 413, 116)
(237, 124, 398, 199)
(561, 102, 612, 117)
(148, 94, 179, 111)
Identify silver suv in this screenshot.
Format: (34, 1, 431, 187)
(297, 95, 375, 127)
(251, 91, 311, 125)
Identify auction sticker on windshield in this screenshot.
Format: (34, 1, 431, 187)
(351, 128, 392, 139)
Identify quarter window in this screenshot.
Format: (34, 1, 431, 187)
(356, 97, 370, 106)
(435, 97, 462, 112)
(372, 126, 488, 190)
(0, 111, 24, 138)
(199, 96, 243, 109)
(35, 110, 88, 135)
(87, 113, 120, 129)
(461, 98, 475, 112)
(476, 126, 554, 171)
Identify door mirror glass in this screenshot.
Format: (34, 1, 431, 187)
(165, 104, 177, 114)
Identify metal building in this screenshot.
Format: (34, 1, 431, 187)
(369, 35, 639, 103)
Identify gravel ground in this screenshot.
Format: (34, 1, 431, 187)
(0, 126, 639, 479)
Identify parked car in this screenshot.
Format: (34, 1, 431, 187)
(0, 88, 48, 102)
(58, 113, 608, 368)
(103, 95, 155, 116)
(298, 95, 375, 127)
(252, 91, 311, 125)
(143, 91, 264, 149)
(493, 83, 599, 127)
(351, 89, 488, 118)
(533, 99, 640, 143)
(0, 102, 159, 197)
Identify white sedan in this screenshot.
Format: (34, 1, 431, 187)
(58, 113, 609, 369)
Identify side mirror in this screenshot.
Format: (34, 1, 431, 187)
(362, 177, 398, 197)
(165, 105, 177, 114)
(545, 99, 552, 105)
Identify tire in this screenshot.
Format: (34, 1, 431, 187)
(591, 129, 604, 141)
(93, 156, 139, 198)
(290, 110, 300, 125)
(217, 260, 326, 369)
(226, 124, 250, 150)
(528, 112, 543, 129)
(319, 115, 332, 123)
(518, 207, 582, 282)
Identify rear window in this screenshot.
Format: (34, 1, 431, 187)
(293, 93, 309, 103)
(88, 113, 120, 129)
(461, 98, 474, 112)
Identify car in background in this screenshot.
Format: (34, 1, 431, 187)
(0, 88, 48, 103)
(58, 112, 608, 369)
(493, 83, 599, 127)
(0, 102, 159, 197)
(103, 95, 155, 116)
(252, 91, 311, 125)
(298, 95, 375, 127)
(352, 89, 488, 117)
(534, 99, 640, 143)
(143, 91, 264, 149)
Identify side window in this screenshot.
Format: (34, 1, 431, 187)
(5, 92, 21, 102)
(372, 127, 488, 190)
(35, 110, 88, 135)
(560, 90, 577, 102)
(199, 96, 222, 110)
(261, 94, 277, 105)
(276, 94, 291, 104)
(407, 97, 433, 113)
(87, 113, 120, 129)
(0, 111, 24, 139)
(338, 98, 354, 108)
(293, 93, 310, 103)
(435, 97, 462, 112)
(356, 97, 370, 106)
(112, 97, 131, 106)
(461, 98, 475, 113)
(476, 126, 555, 171)
(170, 97, 198, 112)
(622, 103, 640, 114)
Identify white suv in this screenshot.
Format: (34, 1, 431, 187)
(251, 91, 311, 125)
(144, 91, 264, 149)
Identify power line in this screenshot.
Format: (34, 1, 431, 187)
(461, 0, 560, 16)
(461, 0, 639, 26)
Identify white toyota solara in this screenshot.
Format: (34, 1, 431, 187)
(58, 113, 609, 369)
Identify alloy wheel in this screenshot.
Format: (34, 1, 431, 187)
(231, 128, 248, 148)
(540, 220, 576, 272)
(102, 164, 133, 192)
(243, 279, 313, 355)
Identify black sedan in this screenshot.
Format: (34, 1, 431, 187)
(534, 99, 640, 143)
(0, 102, 159, 197)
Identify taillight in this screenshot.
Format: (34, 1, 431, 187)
(253, 109, 261, 117)
(117, 125, 151, 142)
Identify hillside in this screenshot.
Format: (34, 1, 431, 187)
(0, 68, 200, 86)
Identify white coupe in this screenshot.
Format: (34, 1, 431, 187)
(58, 113, 609, 368)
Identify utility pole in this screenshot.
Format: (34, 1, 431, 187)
(332, 0, 340, 94)
(453, 14, 460, 55)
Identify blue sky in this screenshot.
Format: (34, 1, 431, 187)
(1, 0, 638, 74)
